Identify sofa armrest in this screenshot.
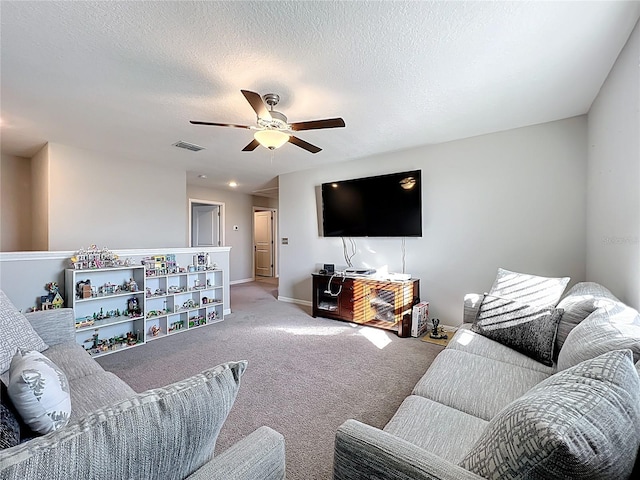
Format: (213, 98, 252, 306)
(186, 426, 286, 480)
(24, 308, 75, 346)
(463, 294, 483, 324)
(334, 420, 484, 480)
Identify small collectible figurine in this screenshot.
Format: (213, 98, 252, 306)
(429, 318, 448, 340)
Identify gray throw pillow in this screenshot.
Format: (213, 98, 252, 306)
(554, 282, 619, 356)
(0, 291, 48, 375)
(0, 361, 247, 479)
(489, 268, 569, 309)
(460, 349, 640, 480)
(472, 294, 562, 366)
(0, 403, 20, 450)
(557, 301, 640, 371)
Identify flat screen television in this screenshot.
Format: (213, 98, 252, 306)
(321, 170, 422, 237)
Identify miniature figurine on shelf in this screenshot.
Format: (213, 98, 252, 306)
(40, 282, 64, 310)
(126, 331, 137, 346)
(429, 318, 448, 340)
(150, 325, 160, 337)
(127, 297, 142, 317)
(127, 278, 138, 292)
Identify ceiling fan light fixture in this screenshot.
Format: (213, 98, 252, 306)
(254, 129, 290, 150)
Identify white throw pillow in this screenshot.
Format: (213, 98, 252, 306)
(0, 290, 48, 375)
(489, 268, 569, 309)
(7, 350, 71, 434)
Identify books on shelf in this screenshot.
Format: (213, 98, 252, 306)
(411, 301, 430, 337)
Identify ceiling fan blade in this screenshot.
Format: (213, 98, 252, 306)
(290, 117, 345, 131)
(289, 136, 322, 154)
(242, 139, 261, 152)
(190, 121, 251, 129)
(241, 90, 272, 121)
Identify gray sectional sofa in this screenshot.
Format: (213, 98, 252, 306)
(334, 276, 640, 480)
(0, 291, 285, 479)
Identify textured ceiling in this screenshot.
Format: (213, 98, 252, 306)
(1, 1, 639, 195)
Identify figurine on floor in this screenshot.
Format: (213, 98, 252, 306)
(429, 318, 448, 340)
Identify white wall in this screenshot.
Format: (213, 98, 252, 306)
(187, 185, 266, 283)
(1, 154, 32, 251)
(279, 116, 588, 324)
(31, 144, 50, 250)
(45, 143, 187, 250)
(587, 20, 640, 309)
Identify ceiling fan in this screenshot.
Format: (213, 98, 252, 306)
(190, 90, 345, 154)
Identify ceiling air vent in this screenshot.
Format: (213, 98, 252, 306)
(172, 140, 206, 152)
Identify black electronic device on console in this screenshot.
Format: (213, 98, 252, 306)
(324, 264, 335, 274)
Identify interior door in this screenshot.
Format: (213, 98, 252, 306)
(192, 205, 220, 247)
(254, 211, 273, 277)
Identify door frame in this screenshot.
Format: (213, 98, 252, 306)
(189, 198, 225, 247)
(252, 206, 277, 279)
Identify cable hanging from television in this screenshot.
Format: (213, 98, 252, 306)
(342, 237, 356, 267)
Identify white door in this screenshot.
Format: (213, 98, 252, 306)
(192, 205, 220, 247)
(254, 211, 273, 277)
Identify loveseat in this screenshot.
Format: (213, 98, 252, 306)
(0, 290, 286, 479)
(334, 270, 640, 480)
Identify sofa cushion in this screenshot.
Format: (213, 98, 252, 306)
(384, 395, 488, 464)
(555, 282, 619, 356)
(42, 343, 105, 381)
(472, 294, 562, 366)
(0, 291, 48, 375)
(488, 268, 569, 309)
(412, 349, 549, 421)
(0, 361, 246, 480)
(68, 372, 135, 421)
(7, 350, 71, 434)
(558, 301, 640, 371)
(447, 325, 556, 374)
(460, 349, 640, 480)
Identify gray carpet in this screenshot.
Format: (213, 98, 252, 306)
(97, 279, 443, 479)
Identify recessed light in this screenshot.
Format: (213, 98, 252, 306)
(229, 181, 238, 188)
(198, 174, 207, 179)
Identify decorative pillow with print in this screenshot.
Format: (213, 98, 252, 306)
(473, 294, 563, 366)
(0, 290, 48, 375)
(7, 350, 71, 434)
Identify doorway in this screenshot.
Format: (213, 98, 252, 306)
(253, 208, 277, 278)
(190, 199, 224, 247)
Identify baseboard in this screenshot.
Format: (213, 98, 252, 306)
(278, 296, 313, 307)
(230, 278, 254, 285)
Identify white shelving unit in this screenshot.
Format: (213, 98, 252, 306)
(144, 269, 224, 341)
(65, 265, 225, 357)
(65, 266, 146, 357)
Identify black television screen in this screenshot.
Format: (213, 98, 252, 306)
(321, 170, 422, 237)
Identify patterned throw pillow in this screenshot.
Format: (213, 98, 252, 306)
(472, 294, 563, 366)
(460, 349, 640, 480)
(0, 290, 48, 375)
(489, 268, 570, 309)
(0, 403, 20, 450)
(0, 361, 247, 479)
(7, 350, 71, 434)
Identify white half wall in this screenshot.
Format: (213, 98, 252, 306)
(279, 116, 588, 324)
(587, 20, 640, 309)
(45, 143, 187, 250)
